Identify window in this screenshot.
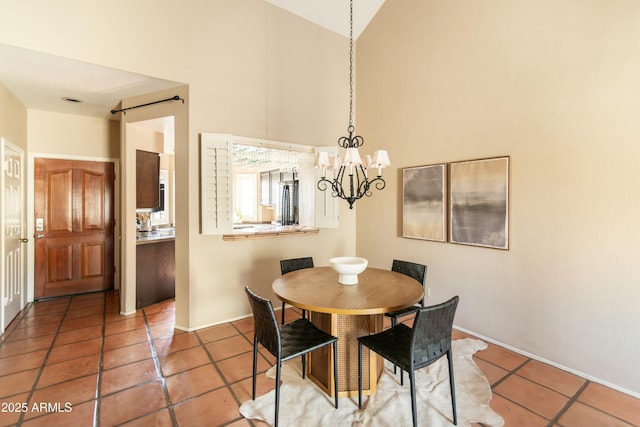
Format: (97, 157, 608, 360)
(200, 133, 338, 237)
(234, 173, 258, 223)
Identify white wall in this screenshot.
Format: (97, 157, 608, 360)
(356, 0, 640, 396)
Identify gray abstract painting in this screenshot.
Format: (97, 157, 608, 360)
(449, 157, 509, 249)
(403, 164, 446, 242)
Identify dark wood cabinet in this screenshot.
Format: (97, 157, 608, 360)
(136, 149, 160, 209)
(136, 239, 175, 309)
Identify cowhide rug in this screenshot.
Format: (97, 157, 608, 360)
(240, 338, 504, 426)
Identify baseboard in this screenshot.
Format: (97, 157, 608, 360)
(174, 312, 253, 332)
(454, 325, 640, 399)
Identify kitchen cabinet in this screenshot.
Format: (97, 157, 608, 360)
(136, 149, 160, 209)
(136, 238, 175, 308)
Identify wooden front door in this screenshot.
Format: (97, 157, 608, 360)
(34, 158, 115, 299)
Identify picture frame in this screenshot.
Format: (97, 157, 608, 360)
(449, 156, 510, 250)
(402, 163, 447, 242)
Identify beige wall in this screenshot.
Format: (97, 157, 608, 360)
(27, 110, 119, 158)
(0, 1, 355, 330)
(0, 82, 27, 149)
(356, 0, 640, 396)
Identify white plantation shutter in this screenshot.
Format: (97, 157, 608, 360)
(200, 133, 233, 235)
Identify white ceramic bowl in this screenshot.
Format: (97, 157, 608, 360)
(329, 257, 368, 285)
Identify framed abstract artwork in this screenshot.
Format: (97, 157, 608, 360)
(449, 156, 510, 250)
(402, 164, 447, 242)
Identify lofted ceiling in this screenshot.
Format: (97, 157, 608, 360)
(0, 1, 384, 121)
(265, 0, 385, 39)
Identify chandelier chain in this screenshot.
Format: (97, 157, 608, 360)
(348, 0, 354, 130)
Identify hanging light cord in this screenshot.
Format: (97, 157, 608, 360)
(348, 0, 354, 131)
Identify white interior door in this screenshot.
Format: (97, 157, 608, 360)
(1, 138, 26, 333)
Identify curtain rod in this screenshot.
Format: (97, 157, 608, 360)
(110, 95, 184, 115)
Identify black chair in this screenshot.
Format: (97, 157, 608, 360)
(358, 296, 459, 427)
(385, 260, 427, 328)
(385, 260, 427, 381)
(245, 286, 338, 427)
(279, 257, 314, 324)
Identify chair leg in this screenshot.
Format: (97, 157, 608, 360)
(252, 337, 258, 400)
(447, 350, 457, 425)
(357, 342, 363, 408)
(390, 318, 405, 385)
(332, 341, 339, 409)
(302, 354, 306, 379)
(281, 302, 286, 324)
(409, 368, 417, 427)
(391, 316, 398, 374)
(302, 309, 306, 319)
(275, 361, 281, 427)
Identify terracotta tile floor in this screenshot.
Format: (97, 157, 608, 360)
(1, 291, 638, 427)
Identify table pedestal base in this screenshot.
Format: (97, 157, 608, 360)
(307, 312, 384, 397)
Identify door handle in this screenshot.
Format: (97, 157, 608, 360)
(19, 238, 29, 243)
(35, 234, 44, 239)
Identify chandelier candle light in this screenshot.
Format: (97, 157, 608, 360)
(315, 0, 390, 209)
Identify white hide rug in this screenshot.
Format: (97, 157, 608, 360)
(240, 338, 504, 427)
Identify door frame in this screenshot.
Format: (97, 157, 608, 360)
(1, 138, 26, 333)
(27, 153, 120, 302)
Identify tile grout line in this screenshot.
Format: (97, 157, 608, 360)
(483, 356, 531, 389)
(546, 380, 590, 427)
(548, 380, 637, 427)
(479, 356, 561, 424)
(93, 292, 108, 427)
(482, 358, 566, 427)
(196, 320, 260, 427)
(485, 354, 634, 426)
(15, 296, 72, 426)
(141, 307, 180, 426)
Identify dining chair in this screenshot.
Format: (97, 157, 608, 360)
(279, 257, 314, 324)
(385, 260, 427, 328)
(245, 286, 338, 427)
(358, 295, 459, 427)
(384, 260, 427, 380)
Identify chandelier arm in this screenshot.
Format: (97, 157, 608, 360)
(317, 176, 332, 192)
(355, 166, 371, 197)
(337, 135, 351, 149)
(351, 134, 364, 149)
(369, 175, 387, 191)
(334, 166, 348, 199)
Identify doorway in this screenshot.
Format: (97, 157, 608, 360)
(1, 138, 26, 332)
(33, 158, 115, 299)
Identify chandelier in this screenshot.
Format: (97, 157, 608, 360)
(315, 0, 390, 209)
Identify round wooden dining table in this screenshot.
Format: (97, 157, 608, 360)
(272, 266, 423, 398)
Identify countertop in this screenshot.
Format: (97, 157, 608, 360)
(136, 228, 175, 245)
(222, 224, 319, 241)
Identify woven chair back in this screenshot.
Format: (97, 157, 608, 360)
(280, 257, 314, 275)
(392, 260, 427, 306)
(411, 295, 459, 369)
(245, 286, 281, 357)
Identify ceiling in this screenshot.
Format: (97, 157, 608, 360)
(0, 43, 184, 122)
(0, 1, 384, 121)
(265, 0, 385, 39)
